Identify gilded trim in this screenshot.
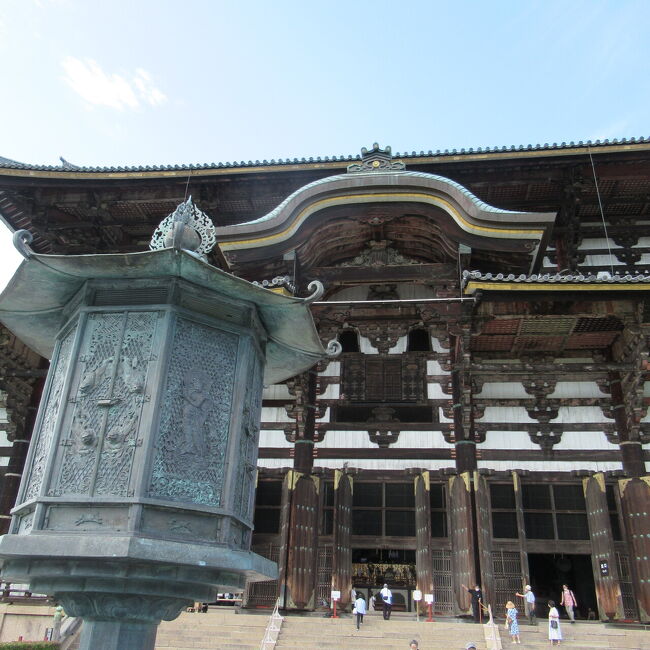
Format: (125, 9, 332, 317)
(465, 281, 650, 294)
(220, 192, 543, 252)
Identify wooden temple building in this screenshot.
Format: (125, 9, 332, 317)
(0, 139, 649, 622)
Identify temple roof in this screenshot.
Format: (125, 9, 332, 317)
(1, 137, 649, 176)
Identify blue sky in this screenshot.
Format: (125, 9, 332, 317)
(0, 0, 649, 287)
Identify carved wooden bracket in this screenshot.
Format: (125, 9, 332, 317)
(356, 321, 410, 354)
(525, 400, 560, 423)
(367, 406, 400, 448)
(522, 378, 557, 398)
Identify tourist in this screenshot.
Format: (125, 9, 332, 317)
(465, 643, 477, 649)
(560, 584, 577, 623)
(548, 600, 562, 646)
(380, 583, 393, 620)
(515, 584, 536, 625)
(461, 583, 483, 623)
(505, 600, 521, 644)
(353, 593, 366, 630)
(409, 641, 419, 649)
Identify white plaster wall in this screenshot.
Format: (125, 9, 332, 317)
(313, 459, 455, 471)
(257, 459, 293, 469)
(582, 254, 624, 266)
(259, 430, 293, 448)
(477, 406, 537, 423)
(476, 383, 529, 399)
(553, 406, 613, 423)
(317, 430, 453, 450)
(388, 336, 408, 354)
(578, 238, 621, 250)
(319, 361, 340, 377)
(360, 335, 378, 354)
(316, 407, 330, 423)
(439, 408, 454, 423)
(262, 384, 292, 400)
(548, 382, 607, 398)
(553, 431, 618, 450)
(431, 337, 448, 352)
(427, 383, 448, 399)
(478, 460, 622, 472)
(633, 236, 650, 247)
(481, 431, 537, 450)
(427, 360, 449, 375)
(261, 406, 288, 423)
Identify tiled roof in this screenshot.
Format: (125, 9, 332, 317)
(0, 137, 649, 173)
(463, 270, 650, 286)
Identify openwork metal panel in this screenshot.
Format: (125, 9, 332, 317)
(244, 544, 280, 608)
(317, 546, 333, 607)
(431, 549, 453, 614)
(492, 550, 522, 613)
(616, 552, 638, 620)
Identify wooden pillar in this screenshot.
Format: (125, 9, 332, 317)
(449, 472, 477, 615)
(331, 469, 352, 610)
(414, 472, 434, 598)
(583, 473, 624, 620)
(474, 471, 494, 609)
(450, 329, 477, 473)
(618, 477, 650, 622)
(277, 470, 320, 610)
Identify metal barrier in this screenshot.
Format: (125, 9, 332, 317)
(259, 598, 284, 650)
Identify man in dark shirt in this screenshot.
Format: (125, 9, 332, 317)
(461, 583, 483, 623)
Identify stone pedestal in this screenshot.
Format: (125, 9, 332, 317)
(0, 237, 334, 649)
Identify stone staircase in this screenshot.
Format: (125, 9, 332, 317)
(155, 609, 269, 650)
(274, 613, 488, 649)
(62, 608, 649, 650)
(497, 620, 648, 649)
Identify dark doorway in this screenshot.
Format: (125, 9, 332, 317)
(528, 554, 597, 620)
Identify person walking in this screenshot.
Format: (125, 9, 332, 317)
(548, 600, 562, 646)
(515, 584, 536, 625)
(380, 583, 393, 620)
(506, 600, 521, 644)
(353, 593, 366, 630)
(560, 584, 577, 623)
(461, 583, 483, 623)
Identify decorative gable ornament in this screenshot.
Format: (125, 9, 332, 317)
(150, 195, 217, 259)
(347, 143, 406, 173)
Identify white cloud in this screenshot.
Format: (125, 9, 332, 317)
(61, 57, 167, 111)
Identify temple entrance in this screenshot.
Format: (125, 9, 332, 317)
(352, 548, 416, 612)
(528, 554, 597, 620)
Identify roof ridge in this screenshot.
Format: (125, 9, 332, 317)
(1, 136, 649, 173)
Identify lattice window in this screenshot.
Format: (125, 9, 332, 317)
(616, 552, 638, 620)
(317, 546, 333, 607)
(431, 549, 453, 614)
(493, 550, 522, 610)
(341, 356, 425, 402)
(243, 543, 279, 608)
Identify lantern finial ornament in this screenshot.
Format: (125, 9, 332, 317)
(150, 195, 217, 259)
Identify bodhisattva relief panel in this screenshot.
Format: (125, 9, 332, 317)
(56, 312, 157, 497)
(234, 353, 263, 523)
(149, 317, 237, 507)
(23, 327, 77, 502)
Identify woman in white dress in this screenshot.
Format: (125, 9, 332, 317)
(547, 600, 562, 646)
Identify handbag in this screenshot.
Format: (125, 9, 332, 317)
(353, 607, 357, 614)
(550, 619, 558, 629)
